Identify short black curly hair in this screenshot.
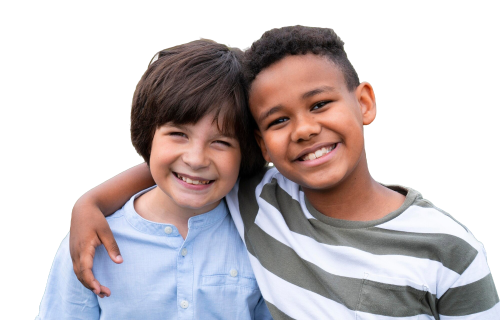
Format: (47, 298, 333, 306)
(244, 25, 360, 91)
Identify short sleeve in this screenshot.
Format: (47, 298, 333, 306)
(437, 244, 500, 318)
(36, 234, 99, 320)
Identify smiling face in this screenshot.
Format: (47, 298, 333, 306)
(149, 113, 241, 216)
(249, 54, 376, 194)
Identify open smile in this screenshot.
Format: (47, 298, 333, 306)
(297, 143, 338, 161)
(173, 172, 214, 185)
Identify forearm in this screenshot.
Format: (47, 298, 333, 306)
(74, 162, 154, 216)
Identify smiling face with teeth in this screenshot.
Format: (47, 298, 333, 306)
(249, 54, 377, 197)
(147, 113, 241, 217)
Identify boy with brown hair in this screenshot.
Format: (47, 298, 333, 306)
(37, 39, 270, 319)
(70, 26, 499, 319)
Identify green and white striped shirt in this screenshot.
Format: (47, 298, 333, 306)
(226, 167, 499, 319)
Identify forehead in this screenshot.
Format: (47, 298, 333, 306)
(248, 54, 347, 116)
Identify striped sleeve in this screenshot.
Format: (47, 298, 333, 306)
(438, 245, 500, 319)
(378, 198, 500, 318)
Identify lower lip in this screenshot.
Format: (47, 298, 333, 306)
(296, 144, 340, 168)
(173, 173, 214, 190)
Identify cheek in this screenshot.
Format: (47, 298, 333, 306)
(261, 132, 285, 157)
(220, 150, 241, 181)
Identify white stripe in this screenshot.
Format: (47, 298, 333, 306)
(273, 171, 301, 202)
(248, 254, 356, 320)
(226, 182, 245, 244)
(439, 301, 500, 320)
(377, 206, 482, 251)
(449, 252, 491, 289)
(299, 189, 316, 219)
(254, 199, 458, 296)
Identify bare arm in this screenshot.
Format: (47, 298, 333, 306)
(69, 162, 154, 297)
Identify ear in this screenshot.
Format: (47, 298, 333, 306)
(254, 129, 272, 163)
(355, 82, 376, 125)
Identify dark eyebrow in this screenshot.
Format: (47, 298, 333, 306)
(257, 86, 335, 125)
(302, 86, 336, 99)
(257, 105, 284, 124)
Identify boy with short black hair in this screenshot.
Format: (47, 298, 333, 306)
(70, 26, 499, 319)
(37, 39, 270, 320)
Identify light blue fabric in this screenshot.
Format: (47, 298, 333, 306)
(37, 187, 271, 320)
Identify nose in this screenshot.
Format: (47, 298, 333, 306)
(181, 142, 210, 170)
(290, 114, 321, 142)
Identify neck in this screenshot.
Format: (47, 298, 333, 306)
(134, 187, 219, 238)
(302, 152, 404, 221)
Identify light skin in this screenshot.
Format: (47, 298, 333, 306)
(70, 114, 241, 296)
(70, 53, 404, 296)
(136, 114, 241, 239)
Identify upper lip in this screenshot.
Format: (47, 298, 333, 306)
(174, 172, 214, 181)
(293, 142, 338, 161)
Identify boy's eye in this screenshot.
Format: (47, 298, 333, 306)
(214, 140, 231, 147)
(267, 117, 289, 129)
(311, 101, 331, 110)
(169, 132, 187, 138)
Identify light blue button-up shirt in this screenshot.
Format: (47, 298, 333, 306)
(37, 187, 271, 320)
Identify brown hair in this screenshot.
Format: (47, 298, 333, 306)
(131, 39, 265, 177)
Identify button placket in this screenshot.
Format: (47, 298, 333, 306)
(177, 236, 193, 319)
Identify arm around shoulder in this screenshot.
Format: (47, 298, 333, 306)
(69, 162, 154, 295)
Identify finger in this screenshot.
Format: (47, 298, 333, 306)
(98, 225, 123, 264)
(80, 269, 101, 295)
(75, 246, 99, 291)
(98, 285, 111, 298)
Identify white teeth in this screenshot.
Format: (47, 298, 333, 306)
(175, 173, 210, 185)
(301, 145, 335, 161)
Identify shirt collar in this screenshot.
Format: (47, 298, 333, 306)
(123, 186, 229, 236)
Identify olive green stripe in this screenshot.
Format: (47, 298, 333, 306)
(358, 280, 439, 318)
(260, 180, 477, 275)
(438, 273, 500, 316)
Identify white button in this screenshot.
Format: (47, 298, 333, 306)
(180, 300, 189, 309)
(164, 226, 173, 234)
(230, 269, 238, 277)
(181, 248, 188, 256)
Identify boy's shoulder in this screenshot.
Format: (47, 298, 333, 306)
(382, 186, 482, 250)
